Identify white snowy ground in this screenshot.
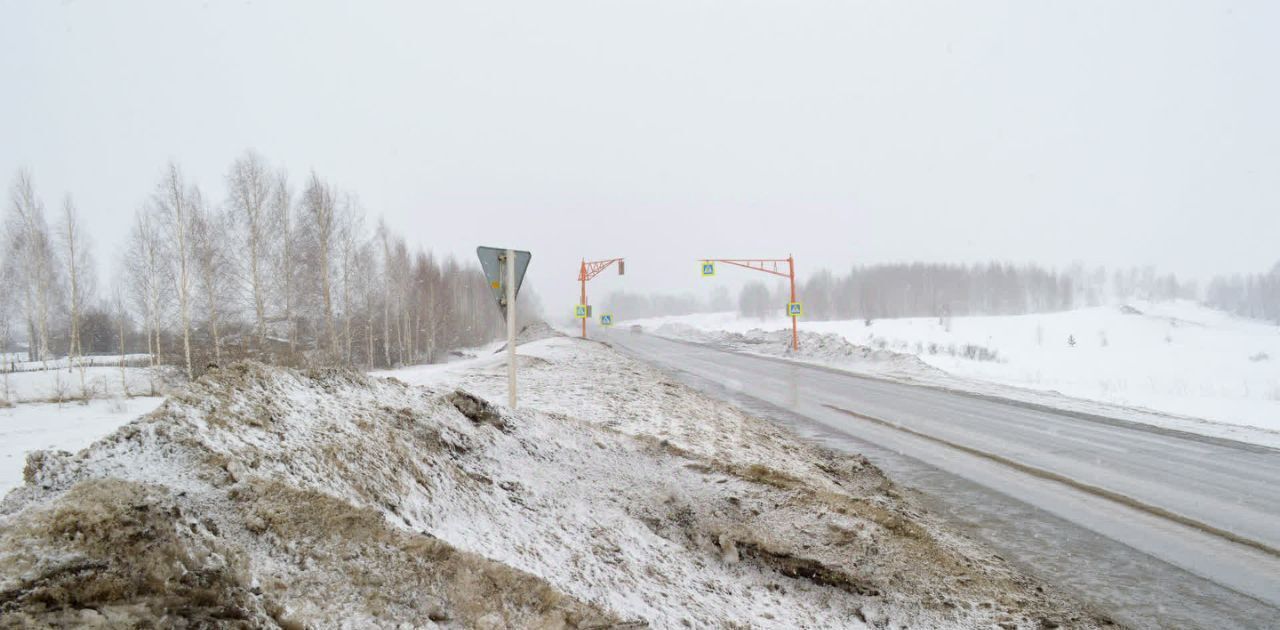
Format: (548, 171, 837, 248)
(0, 332, 1104, 628)
(0, 363, 167, 495)
(0, 353, 150, 371)
(1, 365, 160, 404)
(0, 397, 165, 495)
(627, 300, 1280, 443)
(372, 336, 1105, 628)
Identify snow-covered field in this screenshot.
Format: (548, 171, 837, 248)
(0, 397, 164, 495)
(630, 301, 1280, 438)
(1, 365, 161, 404)
(0, 353, 150, 371)
(1, 332, 1104, 628)
(0, 364, 170, 495)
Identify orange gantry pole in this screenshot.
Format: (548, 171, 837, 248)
(578, 257, 625, 339)
(701, 256, 799, 351)
(789, 255, 797, 351)
(580, 259, 587, 339)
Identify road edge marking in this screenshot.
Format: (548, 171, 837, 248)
(823, 403, 1280, 560)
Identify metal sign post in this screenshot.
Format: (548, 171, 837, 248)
(476, 246, 532, 409)
(576, 257, 625, 340)
(506, 249, 516, 408)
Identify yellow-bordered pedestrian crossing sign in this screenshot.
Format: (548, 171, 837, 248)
(701, 261, 716, 276)
(600, 314, 613, 326)
(787, 302, 803, 317)
(574, 304, 589, 319)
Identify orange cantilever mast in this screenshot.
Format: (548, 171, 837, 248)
(578, 258, 625, 339)
(712, 258, 791, 278)
(701, 256, 799, 351)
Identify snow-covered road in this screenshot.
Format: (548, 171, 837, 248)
(603, 328, 1280, 628)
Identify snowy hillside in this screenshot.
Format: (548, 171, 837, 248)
(0, 336, 1106, 628)
(630, 301, 1280, 437)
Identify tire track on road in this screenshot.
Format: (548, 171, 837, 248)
(824, 403, 1280, 560)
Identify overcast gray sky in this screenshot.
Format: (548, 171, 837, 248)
(3, 0, 1277, 312)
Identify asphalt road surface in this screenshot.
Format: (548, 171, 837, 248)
(601, 329, 1280, 630)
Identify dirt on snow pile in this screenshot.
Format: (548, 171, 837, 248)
(2, 340, 1110, 628)
(1, 365, 617, 629)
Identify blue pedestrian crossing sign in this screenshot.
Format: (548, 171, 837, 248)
(574, 304, 589, 319)
(701, 261, 716, 277)
(600, 314, 613, 326)
(787, 302, 803, 317)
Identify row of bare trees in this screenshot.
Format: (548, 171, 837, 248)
(2, 172, 98, 394)
(737, 262, 1220, 322)
(1206, 263, 1280, 323)
(2, 151, 531, 385)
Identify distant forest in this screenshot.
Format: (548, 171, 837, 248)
(607, 261, 1280, 324)
(772, 262, 1277, 322)
(1205, 263, 1280, 323)
(2, 152, 539, 379)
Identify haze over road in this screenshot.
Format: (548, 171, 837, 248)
(602, 329, 1280, 629)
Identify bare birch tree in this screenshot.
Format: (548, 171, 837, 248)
(336, 194, 365, 366)
(355, 243, 378, 369)
(0, 265, 11, 403)
(227, 151, 273, 350)
(270, 170, 297, 358)
(154, 162, 196, 380)
(60, 196, 95, 400)
(191, 191, 233, 367)
(6, 170, 57, 363)
(125, 206, 168, 391)
(110, 280, 130, 397)
(300, 171, 339, 363)
(377, 219, 393, 367)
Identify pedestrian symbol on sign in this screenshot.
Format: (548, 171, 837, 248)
(701, 262, 716, 277)
(600, 314, 613, 326)
(787, 302, 803, 317)
(575, 305, 588, 319)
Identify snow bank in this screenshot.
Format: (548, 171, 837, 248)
(388, 337, 1109, 629)
(1, 364, 617, 628)
(2, 343, 1106, 628)
(652, 322, 947, 380)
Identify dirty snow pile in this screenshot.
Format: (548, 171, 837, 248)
(1, 339, 1108, 628)
(386, 336, 1110, 629)
(1, 365, 618, 629)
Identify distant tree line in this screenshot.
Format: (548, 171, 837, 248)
(737, 263, 1074, 321)
(1, 152, 535, 383)
(594, 258, 1280, 326)
(738, 262, 1218, 321)
(1205, 263, 1280, 323)
(593, 260, 1266, 325)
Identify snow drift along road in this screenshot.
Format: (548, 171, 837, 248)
(2, 336, 1108, 628)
